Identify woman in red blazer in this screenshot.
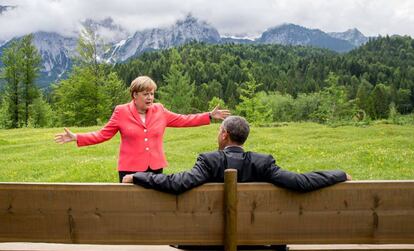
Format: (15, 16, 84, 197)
(55, 76, 230, 182)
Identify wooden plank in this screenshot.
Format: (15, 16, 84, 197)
(288, 244, 414, 251)
(224, 169, 238, 251)
(0, 181, 413, 245)
(236, 181, 414, 245)
(1, 243, 414, 251)
(0, 243, 178, 251)
(0, 183, 224, 245)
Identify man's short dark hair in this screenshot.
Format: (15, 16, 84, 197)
(222, 116, 250, 145)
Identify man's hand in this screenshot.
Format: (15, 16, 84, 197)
(346, 173, 352, 181)
(210, 105, 231, 120)
(54, 128, 77, 144)
(122, 174, 134, 183)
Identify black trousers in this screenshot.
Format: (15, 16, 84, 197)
(169, 245, 288, 250)
(118, 167, 163, 183)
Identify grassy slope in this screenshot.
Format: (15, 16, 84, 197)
(0, 123, 413, 182)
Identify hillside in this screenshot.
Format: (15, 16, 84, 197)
(114, 36, 414, 114)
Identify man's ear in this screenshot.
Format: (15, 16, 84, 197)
(221, 129, 229, 141)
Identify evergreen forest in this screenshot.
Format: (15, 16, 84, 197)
(1, 32, 414, 128)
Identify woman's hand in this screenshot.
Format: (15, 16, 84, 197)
(54, 128, 77, 144)
(210, 105, 231, 120)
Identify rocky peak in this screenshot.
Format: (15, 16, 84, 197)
(259, 23, 326, 44)
(105, 14, 221, 62)
(328, 28, 368, 46)
(30, 32, 77, 87)
(172, 14, 221, 43)
(257, 23, 355, 52)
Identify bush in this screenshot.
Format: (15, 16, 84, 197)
(264, 92, 295, 122)
(28, 95, 55, 128)
(293, 93, 320, 121)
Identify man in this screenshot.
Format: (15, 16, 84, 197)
(122, 116, 351, 193)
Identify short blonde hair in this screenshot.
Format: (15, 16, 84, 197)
(129, 76, 157, 99)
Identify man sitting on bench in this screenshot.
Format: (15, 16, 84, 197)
(122, 115, 351, 193)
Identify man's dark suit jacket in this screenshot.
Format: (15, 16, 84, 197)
(132, 146, 347, 194)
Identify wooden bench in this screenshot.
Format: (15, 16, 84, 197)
(1, 170, 413, 251)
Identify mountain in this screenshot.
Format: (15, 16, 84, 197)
(0, 18, 130, 88)
(220, 36, 255, 44)
(31, 32, 78, 88)
(328, 28, 368, 46)
(0, 15, 372, 88)
(0, 15, 221, 86)
(106, 14, 220, 62)
(0, 32, 78, 89)
(256, 23, 355, 52)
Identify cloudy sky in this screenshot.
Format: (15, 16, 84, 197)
(0, 0, 413, 41)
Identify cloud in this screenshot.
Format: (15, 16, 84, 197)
(193, 0, 414, 37)
(0, 0, 413, 41)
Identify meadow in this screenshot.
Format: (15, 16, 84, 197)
(0, 122, 413, 182)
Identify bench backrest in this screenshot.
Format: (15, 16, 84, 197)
(0, 181, 413, 245)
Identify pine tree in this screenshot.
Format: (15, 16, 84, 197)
(355, 79, 373, 113)
(98, 72, 129, 122)
(1, 40, 23, 128)
(28, 93, 54, 128)
(369, 84, 391, 119)
(159, 50, 195, 114)
(236, 74, 272, 124)
(311, 72, 354, 123)
(20, 34, 41, 127)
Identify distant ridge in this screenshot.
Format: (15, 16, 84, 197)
(0, 14, 371, 88)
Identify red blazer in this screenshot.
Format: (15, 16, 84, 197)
(77, 101, 210, 171)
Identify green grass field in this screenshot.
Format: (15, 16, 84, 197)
(0, 123, 413, 182)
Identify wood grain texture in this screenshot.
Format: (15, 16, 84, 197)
(224, 169, 238, 251)
(0, 181, 413, 245)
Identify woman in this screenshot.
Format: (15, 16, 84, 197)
(55, 76, 230, 182)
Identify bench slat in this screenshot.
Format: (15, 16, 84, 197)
(0, 181, 413, 245)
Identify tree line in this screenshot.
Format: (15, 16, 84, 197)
(1, 33, 413, 128)
(114, 36, 414, 124)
